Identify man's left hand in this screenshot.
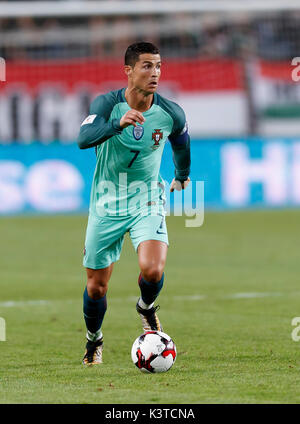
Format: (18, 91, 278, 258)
(170, 177, 190, 192)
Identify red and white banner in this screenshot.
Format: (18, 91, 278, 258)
(0, 58, 247, 142)
(251, 60, 300, 135)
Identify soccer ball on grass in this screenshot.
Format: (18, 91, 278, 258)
(131, 331, 177, 373)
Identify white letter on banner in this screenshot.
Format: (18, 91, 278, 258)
(26, 160, 83, 211)
(221, 142, 287, 206)
(0, 95, 11, 140)
(16, 92, 35, 142)
(0, 161, 25, 213)
(38, 90, 81, 142)
(291, 142, 300, 204)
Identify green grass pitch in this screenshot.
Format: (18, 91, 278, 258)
(0, 210, 300, 404)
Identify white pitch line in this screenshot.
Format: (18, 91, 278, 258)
(0, 300, 50, 308)
(0, 292, 289, 308)
(121, 295, 206, 302)
(0, 296, 206, 307)
(227, 292, 282, 299)
(173, 295, 206, 301)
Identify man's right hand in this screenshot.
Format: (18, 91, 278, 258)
(119, 109, 145, 128)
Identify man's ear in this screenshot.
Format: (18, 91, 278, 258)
(124, 65, 133, 77)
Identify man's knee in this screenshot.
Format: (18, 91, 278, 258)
(87, 273, 108, 300)
(141, 264, 164, 283)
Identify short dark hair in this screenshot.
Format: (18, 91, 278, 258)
(125, 42, 160, 67)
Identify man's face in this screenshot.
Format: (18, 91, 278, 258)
(126, 53, 161, 94)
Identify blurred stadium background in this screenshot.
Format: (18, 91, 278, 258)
(2, 0, 300, 405)
(1, 0, 300, 213)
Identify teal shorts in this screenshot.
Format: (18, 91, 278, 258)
(83, 213, 169, 269)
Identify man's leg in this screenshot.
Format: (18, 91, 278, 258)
(136, 240, 168, 332)
(82, 212, 127, 364)
(82, 265, 114, 364)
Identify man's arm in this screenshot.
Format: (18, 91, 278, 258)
(157, 96, 191, 190)
(169, 126, 191, 181)
(77, 95, 123, 150)
(77, 94, 145, 150)
(168, 122, 191, 191)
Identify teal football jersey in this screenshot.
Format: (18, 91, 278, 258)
(78, 88, 189, 217)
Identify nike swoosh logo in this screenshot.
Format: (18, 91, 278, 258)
(157, 215, 166, 234)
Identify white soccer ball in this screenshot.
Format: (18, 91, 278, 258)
(131, 331, 177, 373)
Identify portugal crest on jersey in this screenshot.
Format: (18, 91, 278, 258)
(151, 129, 163, 150)
(133, 124, 144, 140)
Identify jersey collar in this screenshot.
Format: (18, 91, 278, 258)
(120, 87, 158, 109)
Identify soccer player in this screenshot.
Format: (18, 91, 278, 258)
(77, 42, 191, 365)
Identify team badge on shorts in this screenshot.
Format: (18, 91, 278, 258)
(133, 124, 144, 140)
(151, 129, 163, 150)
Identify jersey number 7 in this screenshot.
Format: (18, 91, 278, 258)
(128, 150, 140, 168)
